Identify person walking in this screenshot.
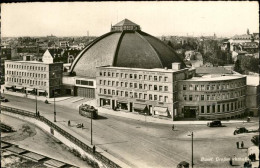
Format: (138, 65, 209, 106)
(236, 141, 239, 149)
(93, 145, 96, 154)
(81, 123, 84, 129)
(68, 120, 71, 126)
(241, 141, 244, 148)
(229, 156, 233, 166)
(172, 124, 175, 131)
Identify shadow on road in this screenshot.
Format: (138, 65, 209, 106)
(95, 141, 128, 146)
(96, 115, 108, 120)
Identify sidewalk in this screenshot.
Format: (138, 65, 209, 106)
(3, 87, 253, 125)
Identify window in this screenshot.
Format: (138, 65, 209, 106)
(104, 89, 107, 94)
(144, 75, 147, 80)
(104, 72, 106, 76)
(121, 82, 124, 87)
(195, 85, 198, 91)
(164, 86, 168, 91)
(222, 104, 225, 112)
(112, 73, 114, 77)
(201, 95, 204, 101)
(154, 76, 157, 81)
(134, 92, 138, 98)
(207, 95, 210, 100)
(235, 102, 237, 110)
(227, 104, 230, 111)
(121, 91, 124, 96)
(116, 73, 119, 77)
(212, 105, 215, 113)
(201, 85, 205, 90)
(164, 96, 168, 102)
(207, 106, 210, 113)
(201, 106, 204, 113)
(108, 72, 110, 77)
(144, 94, 147, 100)
(100, 72, 102, 76)
(134, 74, 137, 79)
(154, 85, 158, 91)
(112, 81, 115, 86)
(164, 77, 168, 82)
(154, 95, 157, 100)
(149, 85, 152, 90)
(149, 94, 153, 100)
(159, 86, 162, 91)
(139, 84, 142, 89)
(212, 94, 215, 100)
(139, 93, 142, 99)
(195, 95, 199, 101)
(231, 103, 234, 111)
(189, 95, 192, 101)
(217, 105, 220, 112)
(125, 91, 128, 97)
(159, 96, 163, 102)
(183, 85, 187, 90)
(130, 74, 133, 79)
(189, 85, 193, 90)
(112, 90, 115, 95)
(116, 81, 119, 86)
(206, 85, 210, 90)
(130, 83, 133, 88)
(100, 88, 102, 94)
(211, 85, 215, 90)
(125, 74, 128, 78)
(159, 76, 162, 81)
(144, 84, 147, 90)
(134, 83, 137, 88)
(104, 80, 106, 85)
(108, 81, 111, 86)
(183, 95, 187, 101)
(149, 75, 152, 80)
(139, 75, 142, 79)
(121, 73, 123, 78)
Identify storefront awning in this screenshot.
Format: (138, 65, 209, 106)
(15, 86, 24, 89)
(154, 107, 168, 113)
(5, 85, 12, 88)
(38, 90, 46, 93)
(26, 88, 34, 91)
(133, 104, 147, 111)
(117, 100, 128, 104)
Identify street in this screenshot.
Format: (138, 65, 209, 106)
(2, 94, 259, 168)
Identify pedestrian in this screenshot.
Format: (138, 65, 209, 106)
(3, 89, 4, 94)
(81, 123, 84, 129)
(172, 124, 175, 131)
(68, 120, 70, 126)
(93, 145, 96, 154)
(252, 153, 256, 162)
(236, 141, 239, 149)
(241, 141, 244, 148)
(38, 111, 40, 117)
(229, 156, 232, 166)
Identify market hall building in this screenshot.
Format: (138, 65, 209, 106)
(63, 19, 252, 120)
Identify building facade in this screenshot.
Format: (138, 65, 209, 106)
(178, 75, 247, 119)
(96, 63, 195, 118)
(5, 60, 63, 98)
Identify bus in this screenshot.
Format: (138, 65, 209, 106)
(79, 104, 98, 119)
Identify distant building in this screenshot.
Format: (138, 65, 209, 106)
(4, 60, 63, 98)
(42, 49, 54, 63)
(246, 75, 260, 116)
(59, 41, 69, 48)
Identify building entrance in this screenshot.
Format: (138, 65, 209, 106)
(183, 106, 197, 118)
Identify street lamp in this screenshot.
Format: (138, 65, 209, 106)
(53, 89, 57, 122)
(188, 132, 194, 168)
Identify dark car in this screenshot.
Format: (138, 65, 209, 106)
(207, 120, 222, 127)
(0, 96, 8, 102)
(233, 127, 249, 135)
(251, 135, 259, 146)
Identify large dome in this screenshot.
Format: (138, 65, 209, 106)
(70, 19, 186, 77)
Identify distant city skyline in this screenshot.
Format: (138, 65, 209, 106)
(1, 1, 259, 38)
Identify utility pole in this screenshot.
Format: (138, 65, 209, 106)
(191, 132, 194, 168)
(91, 111, 93, 145)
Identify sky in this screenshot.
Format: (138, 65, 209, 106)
(1, 1, 259, 37)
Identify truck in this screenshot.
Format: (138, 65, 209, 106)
(79, 104, 98, 119)
(233, 127, 259, 135)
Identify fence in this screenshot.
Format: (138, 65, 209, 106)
(1, 105, 121, 168)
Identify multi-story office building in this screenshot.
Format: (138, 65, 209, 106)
(96, 63, 195, 118)
(4, 60, 63, 98)
(178, 75, 247, 119)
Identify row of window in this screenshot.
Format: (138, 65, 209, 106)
(99, 71, 169, 82)
(99, 88, 169, 102)
(7, 64, 47, 71)
(183, 90, 245, 101)
(99, 80, 169, 91)
(200, 100, 245, 114)
(7, 77, 47, 86)
(182, 82, 245, 91)
(76, 80, 94, 86)
(6, 71, 47, 78)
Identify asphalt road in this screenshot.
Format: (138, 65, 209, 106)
(2, 94, 259, 168)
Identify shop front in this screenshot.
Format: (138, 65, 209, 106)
(183, 106, 198, 118)
(133, 103, 148, 114)
(116, 101, 129, 111)
(154, 106, 169, 117)
(15, 86, 24, 93)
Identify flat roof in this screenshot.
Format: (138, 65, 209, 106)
(183, 75, 245, 82)
(5, 60, 63, 65)
(246, 75, 259, 86)
(97, 66, 191, 73)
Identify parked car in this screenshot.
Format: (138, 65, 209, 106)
(0, 96, 8, 102)
(177, 161, 189, 168)
(251, 135, 259, 146)
(233, 127, 249, 135)
(207, 120, 222, 127)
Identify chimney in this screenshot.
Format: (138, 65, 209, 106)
(172, 63, 181, 70)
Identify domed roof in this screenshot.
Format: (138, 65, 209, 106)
(71, 19, 186, 77)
